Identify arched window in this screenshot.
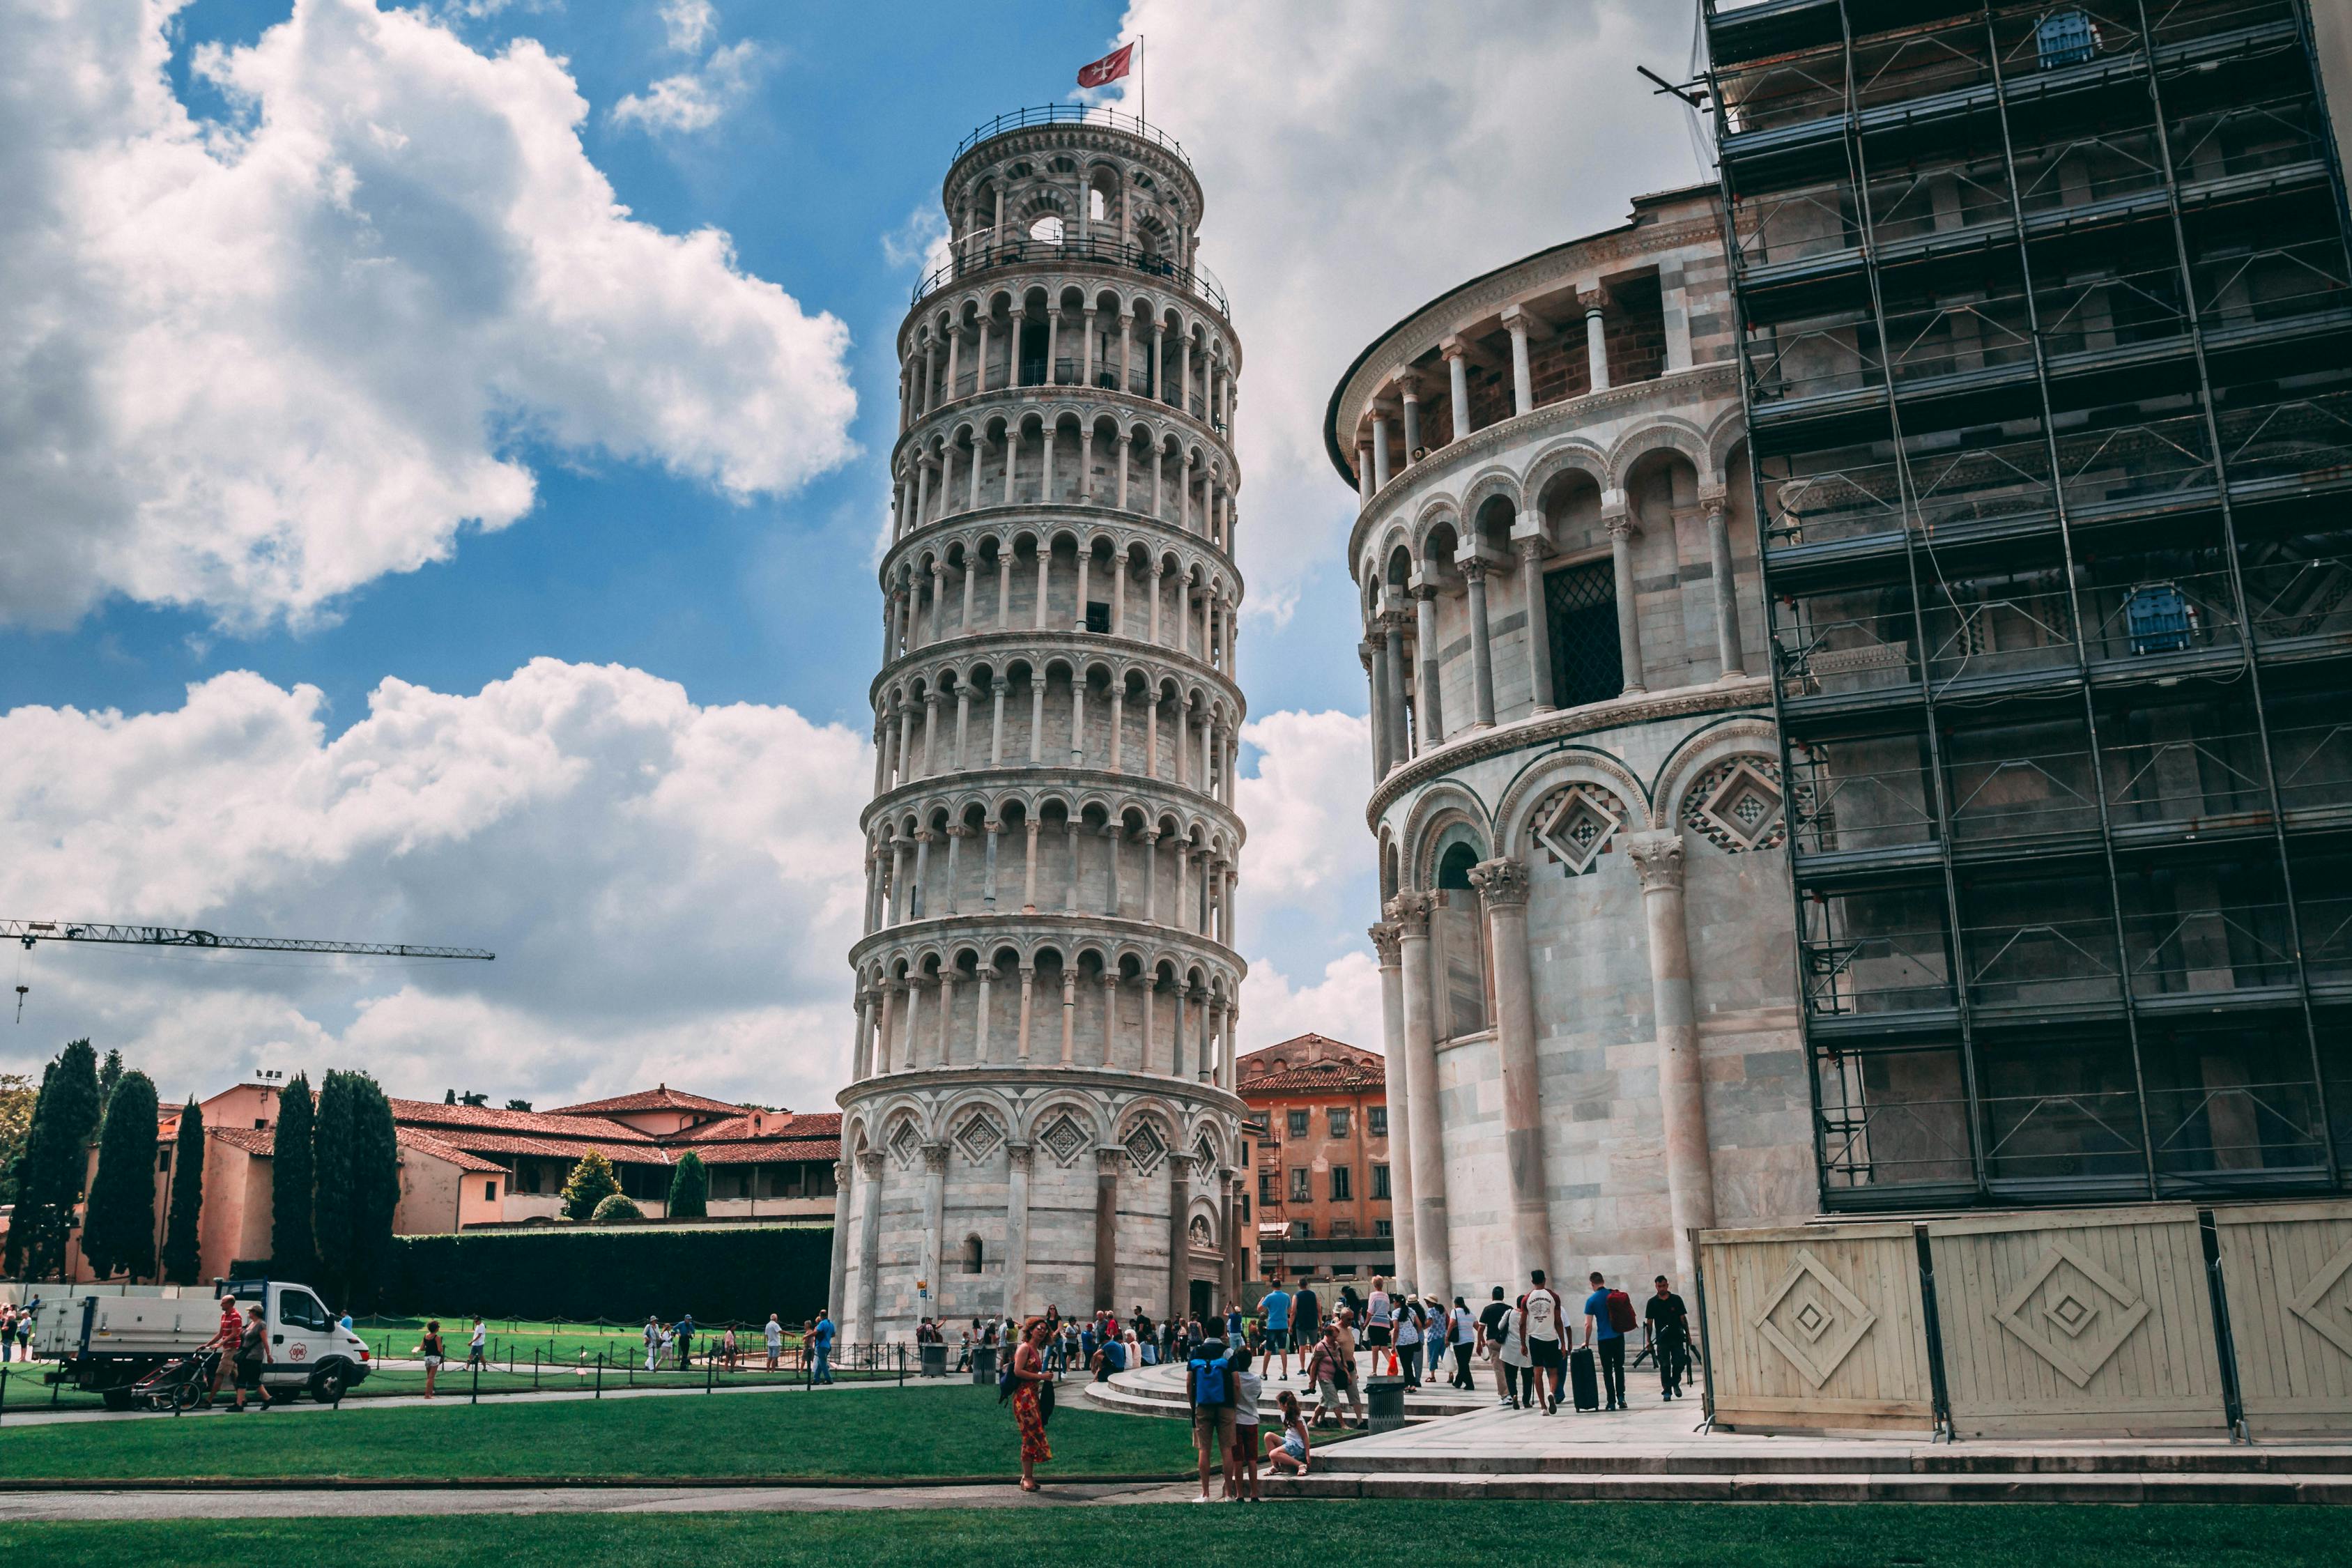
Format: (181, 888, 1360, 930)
(1432, 836, 1491, 1040)
(963, 1235, 985, 1275)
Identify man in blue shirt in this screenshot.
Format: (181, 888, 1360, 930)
(1581, 1272, 1627, 1411)
(810, 1309, 836, 1384)
(1259, 1284, 1293, 1379)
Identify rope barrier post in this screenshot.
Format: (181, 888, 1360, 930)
(471, 1361, 479, 1404)
(595, 1351, 603, 1400)
(1, 1362, 9, 1425)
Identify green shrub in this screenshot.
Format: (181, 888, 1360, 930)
(384, 1223, 832, 1323)
(590, 1193, 644, 1224)
(559, 1151, 621, 1221)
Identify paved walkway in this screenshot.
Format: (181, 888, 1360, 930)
(0, 1480, 1202, 1521)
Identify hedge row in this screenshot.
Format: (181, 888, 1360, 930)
(379, 1225, 836, 1324)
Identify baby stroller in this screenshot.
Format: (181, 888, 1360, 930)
(130, 1348, 222, 1413)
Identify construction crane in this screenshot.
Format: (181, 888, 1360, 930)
(5, 918, 493, 1021)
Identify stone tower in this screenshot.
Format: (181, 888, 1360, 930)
(832, 105, 1248, 1342)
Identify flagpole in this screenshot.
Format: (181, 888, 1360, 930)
(1139, 34, 1147, 125)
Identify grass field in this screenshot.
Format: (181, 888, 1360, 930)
(0, 1382, 1197, 1482)
(2, 1503, 2346, 1568)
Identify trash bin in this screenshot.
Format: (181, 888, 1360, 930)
(920, 1343, 947, 1378)
(1365, 1374, 1409, 1434)
(971, 1345, 999, 1386)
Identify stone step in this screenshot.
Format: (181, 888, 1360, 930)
(1316, 1446, 2352, 1477)
(1266, 1469, 2352, 1503)
(1078, 1378, 1461, 1425)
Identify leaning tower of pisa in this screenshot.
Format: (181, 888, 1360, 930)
(831, 106, 1249, 1343)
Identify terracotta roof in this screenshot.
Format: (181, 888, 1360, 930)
(687, 1137, 842, 1165)
(678, 1110, 840, 1143)
(408, 1128, 668, 1167)
(546, 1086, 748, 1118)
(396, 1128, 506, 1175)
(1241, 1061, 1387, 1093)
(386, 1096, 652, 1143)
(208, 1125, 275, 1156)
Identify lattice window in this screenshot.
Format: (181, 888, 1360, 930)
(1684, 756, 1789, 852)
(953, 1112, 1003, 1165)
(1123, 1120, 1167, 1176)
(1546, 560, 1623, 709)
(1038, 1113, 1089, 1167)
(1533, 783, 1627, 875)
(886, 1119, 921, 1169)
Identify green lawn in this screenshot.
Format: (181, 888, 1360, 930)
(1, 1504, 2345, 1568)
(0, 1383, 1196, 1482)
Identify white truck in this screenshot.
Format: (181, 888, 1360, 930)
(26, 1278, 374, 1409)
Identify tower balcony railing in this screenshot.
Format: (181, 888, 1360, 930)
(955, 103, 1192, 165)
(912, 231, 1229, 319)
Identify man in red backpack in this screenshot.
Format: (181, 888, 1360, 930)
(1581, 1271, 1636, 1411)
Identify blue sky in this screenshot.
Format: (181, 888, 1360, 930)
(0, 0, 1700, 1108)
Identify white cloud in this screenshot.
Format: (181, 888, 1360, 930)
(1097, 2, 1703, 615)
(611, 37, 771, 134)
(656, 0, 716, 55)
(1241, 949, 1385, 1056)
(880, 203, 951, 277)
(0, 660, 870, 1113)
(0, 0, 854, 632)
(1236, 708, 1373, 913)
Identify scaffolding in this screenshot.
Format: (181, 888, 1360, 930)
(1705, 0, 2352, 1207)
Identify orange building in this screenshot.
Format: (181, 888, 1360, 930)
(1236, 1034, 1394, 1284)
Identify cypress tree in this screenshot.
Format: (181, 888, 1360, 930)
(1, 1061, 54, 1278)
(95, 1049, 124, 1117)
(6, 1041, 102, 1280)
(270, 1073, 317, 1277)
(346, 1074, 401, 1309)
(559, 1150, 621, 1220)
(82, 1070, 160, 1280)
(312, 1070, 359, 1302)
(161, 1098, 207, 1284)
(667, 1151, 709, 1219)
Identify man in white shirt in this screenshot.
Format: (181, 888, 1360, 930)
(763, 1313, 783, 1371)
(1518, 1268, 1567, 1415)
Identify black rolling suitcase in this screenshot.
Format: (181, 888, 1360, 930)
(1569, 1345, 1600, 1411)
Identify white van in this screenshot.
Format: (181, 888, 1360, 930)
(29, 1277, 374, 1409)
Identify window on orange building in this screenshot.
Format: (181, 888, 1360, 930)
(1286, 1109, 1308, 1138)
(1259, 1172, 1277, 1206)
(1371, 1163, 1390, 1200)
(1368, 1106, 1388, 1138)
(1289, 1168, 1310, 1204)
(1375, 1219, 1392, 1238)
(1330, 1165, 1352, 1202)
(1328, 1107, 1351, 1138)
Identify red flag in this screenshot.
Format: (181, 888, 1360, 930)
(1077, 43, 1135, 89)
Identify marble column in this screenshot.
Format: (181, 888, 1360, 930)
(827, 1159, 853, 1323)
(1607, 508, 1646, 695)
(919, 1144, 948, 1320)
(1518, 537, 1555, 712)
(1470, 857, 1555, 1281)
(1370, 919, 1417, 1294)
(1381, 610, 1411, 763)
(1220, 1172, 1239, 1305)
(1412, 583, 1444, 746)
(1444, 342, 1473, 441)
(1167, 1151, 1192, 1319)
(1093, 1148, 1121, 1312)
(1365, 629, 1393, 776)
(854, 1150, 885, 1339)
(1627, 831, 1715, 1287)
(1705, 494, 1746, 679)
(1582, 288, 1610, 393)
(1389, 891, 1451, 1302)
(1502, 304, 1535, 416)
(1462, 558, 1498, 727)
(1005, 1142, 1032, 1319)
(1398, 372, 1422, 459)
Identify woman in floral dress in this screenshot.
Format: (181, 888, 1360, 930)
(1010, 1316, 1054, 1490)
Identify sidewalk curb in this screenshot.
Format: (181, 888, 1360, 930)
(0, 1473, 1194, 1493)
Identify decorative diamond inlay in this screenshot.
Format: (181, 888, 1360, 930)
(2286, 1236, 2352, 1362)
(1193, 1134, 1218, 1176)
(1755, 1248, 1877, 1390)
(1038, 1113, 1089, 1168)
(886, 1119, 921, 1169)
(1123, 1121, 1167, 1176)
(1994, 1243, 2149, 1389)
(1533, 784, 1624, 876)
(953, 1112, 1003, 1165)
(1687, 757, 1786, 852)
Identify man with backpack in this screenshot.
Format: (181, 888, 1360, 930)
(1187, 1332, 1237, 1502)
(1519, 1269, 1567, 1415)
(1583, 1271, 1636, 1411)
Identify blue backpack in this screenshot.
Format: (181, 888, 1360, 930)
(1190, 1353, 1232, 1408)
